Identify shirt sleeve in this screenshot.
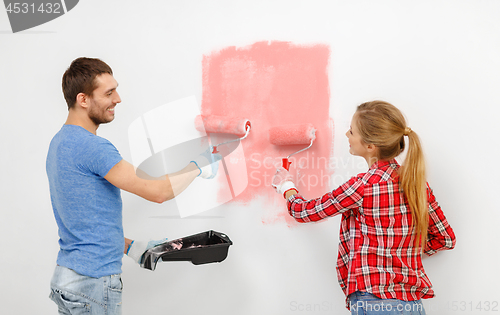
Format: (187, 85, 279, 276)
(75, 135, 123, 178)
(424, 183, 456, 256)
(287, 176, 364, 223)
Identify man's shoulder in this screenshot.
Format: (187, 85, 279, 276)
(49, 125, 119, 163)
(59, 125, 115, 146)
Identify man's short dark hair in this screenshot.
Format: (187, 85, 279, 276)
(62, 57, 113, 109)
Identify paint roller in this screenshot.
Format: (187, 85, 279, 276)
(195, 115, 251, 153)
(269, 123, 316, 170)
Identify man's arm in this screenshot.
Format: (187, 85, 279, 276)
(105, 159, 200, 203)
(124, 237, 133, 255)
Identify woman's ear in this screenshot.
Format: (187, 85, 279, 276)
(366, 143, 378, 154)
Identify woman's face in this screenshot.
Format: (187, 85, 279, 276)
(346, 114, 377, 163)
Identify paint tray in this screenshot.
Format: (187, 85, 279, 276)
(140, 230, 233, 271)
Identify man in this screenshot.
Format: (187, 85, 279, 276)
(46, 57, 219, 314)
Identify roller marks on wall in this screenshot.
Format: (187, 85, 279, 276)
(201, 41, 334, 225)
(127, 41, 333, 223)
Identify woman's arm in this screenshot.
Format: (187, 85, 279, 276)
(287, 176, 364, 222)
(424, 184, 456, 255)
(284, 189, 298, 199)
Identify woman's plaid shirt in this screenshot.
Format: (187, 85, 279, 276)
(287, 159, 456, 306)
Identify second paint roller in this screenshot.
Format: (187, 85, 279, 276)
(195, 115, 251, 153)
(269, 123, 316, 170)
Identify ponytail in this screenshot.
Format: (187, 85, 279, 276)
(399, 130, 429, 250)
(356, 101, 429, 251)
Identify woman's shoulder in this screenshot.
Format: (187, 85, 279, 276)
(357, 159, 400, 184)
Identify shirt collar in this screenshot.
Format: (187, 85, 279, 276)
(369, 159, 399, 170)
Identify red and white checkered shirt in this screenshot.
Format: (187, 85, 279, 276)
(287, 159, 456, 308)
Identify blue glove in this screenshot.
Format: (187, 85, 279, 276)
(191, 146, 222, 179)
(126, 238, 168, 264)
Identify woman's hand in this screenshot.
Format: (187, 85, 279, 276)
(272, 167, 297, 198)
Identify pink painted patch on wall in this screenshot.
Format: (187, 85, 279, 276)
(201, 41, 334, 218)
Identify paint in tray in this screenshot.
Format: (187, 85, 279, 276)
(140, 230, 233, 271)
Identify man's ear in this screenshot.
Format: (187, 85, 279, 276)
(76, 93, 89, 109)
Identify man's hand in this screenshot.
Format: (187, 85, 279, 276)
(191, 146, 222, 179)
(126, 238, 168, 264)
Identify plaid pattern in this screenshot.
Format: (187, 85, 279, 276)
(287, 159, 456, 308)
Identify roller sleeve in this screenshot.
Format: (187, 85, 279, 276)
(269, 123, 316, 145)
(195, 115, 251, 137)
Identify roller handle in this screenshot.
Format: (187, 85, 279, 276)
(282, 158, 292, 171)
(211, 123, 251, 155)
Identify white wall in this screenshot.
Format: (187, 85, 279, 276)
(1, 1, 499, 314)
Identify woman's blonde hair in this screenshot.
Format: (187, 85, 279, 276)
(355, 100, 428, 251)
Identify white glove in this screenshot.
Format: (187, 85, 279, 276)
(272, 167, 297, 198)
(191, 146, 222, 179)
(126, 238, 168, 264)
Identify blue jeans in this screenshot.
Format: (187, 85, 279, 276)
(49, 265, 123, 315)
(349, 291, 426, 315)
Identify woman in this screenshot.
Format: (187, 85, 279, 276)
(272, 101, 456, 314)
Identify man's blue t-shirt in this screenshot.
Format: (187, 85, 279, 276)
(46, 125, 124, 278)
